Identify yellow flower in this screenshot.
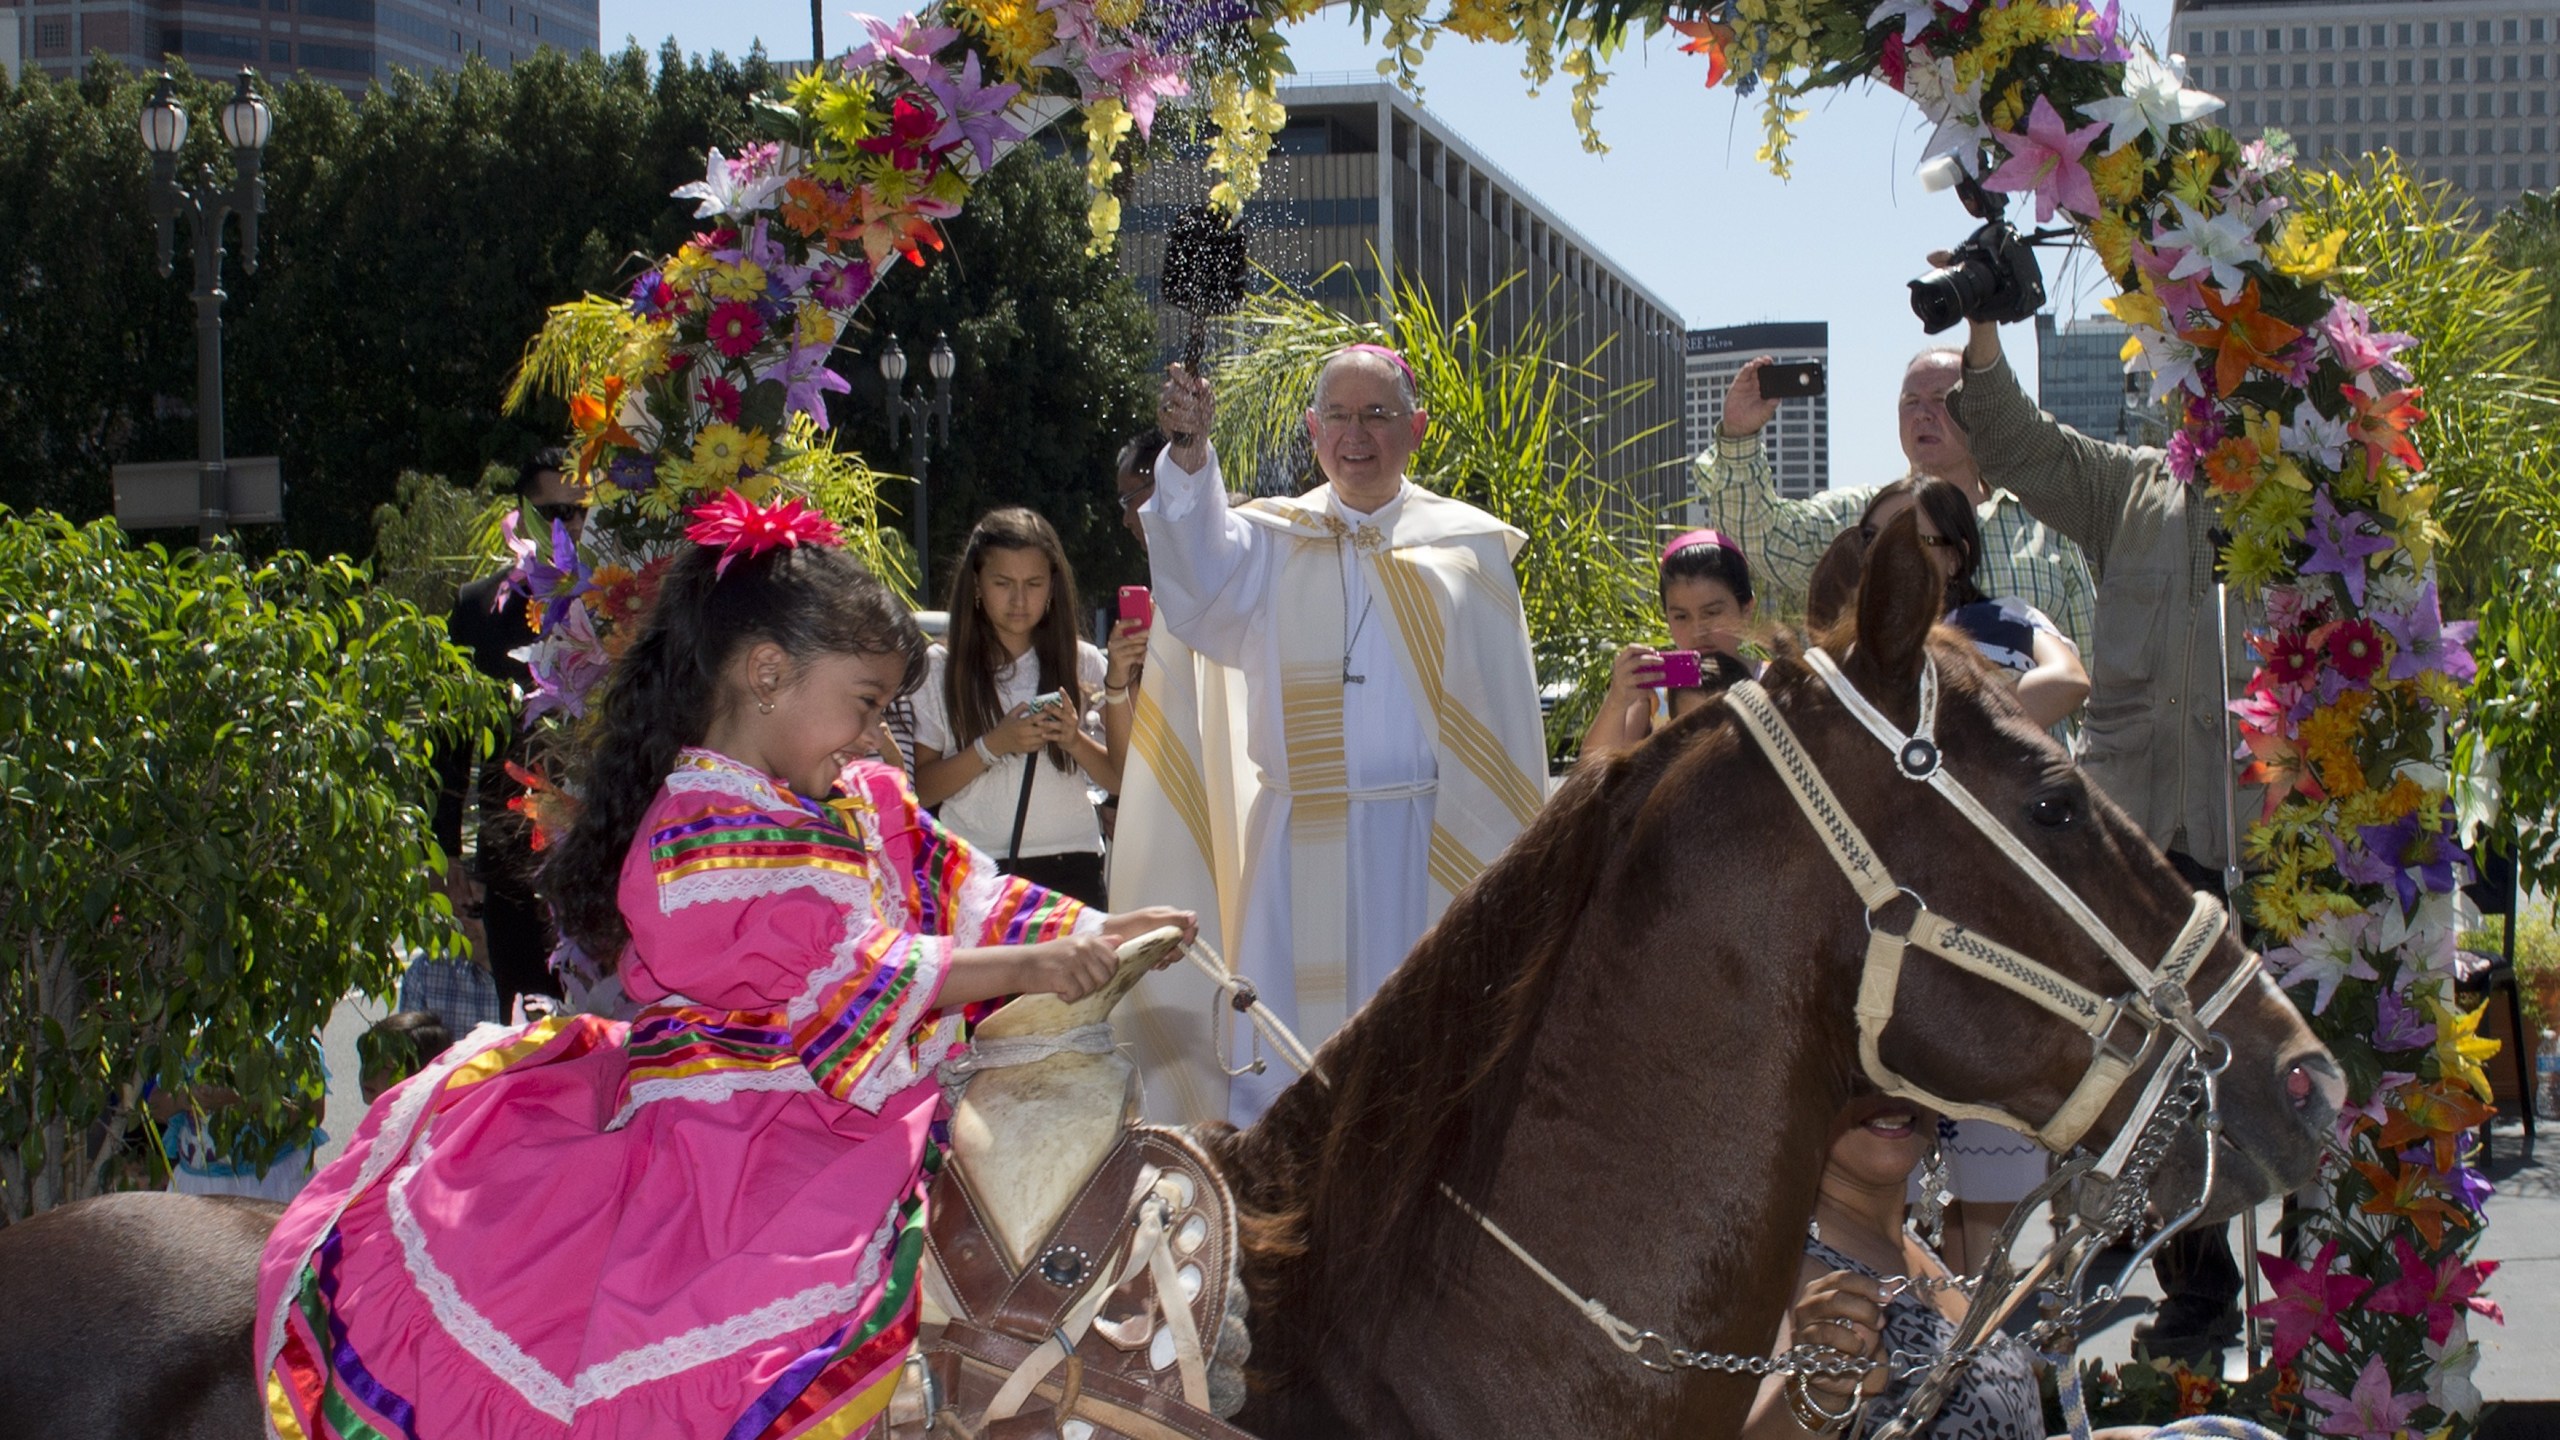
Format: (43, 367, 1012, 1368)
(692, 423, 771, 481)
(1442, 0, 1518, 42)
(2088, 210, 2139, 279)
(2376, 478, 2443, 567)
(704, 260, 768, 302)
(662, 243, 715, 293)
(2105, 289, 2166, 331)
(1094, 0, 1140, 25)
(1988, 82, 2027, 134)
(794, 304, 838, 349)
(2087, 143, 2150, 209)
(2299, 693, 2371, 799)
(2239, 406, 2310, 491)
(2266, 217, 2347, 281)
(2169, 150, 2223, 209)
(2425, 996, 2502, 1102)
(949, 0, 1057, 78)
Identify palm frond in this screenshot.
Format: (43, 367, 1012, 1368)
(504, 295, 644, 415)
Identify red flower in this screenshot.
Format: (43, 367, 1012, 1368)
(685, 490, 844, 576)
(2324, 618, 2387, 683)
(2265, 629, 2320, 689)
(707, 301, 766, 360)
(698, 375, 743, 423)
(2346, 384, 2427, 480)
(858, 94, 954, 172)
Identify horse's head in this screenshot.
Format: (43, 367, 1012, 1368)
(1788, 515, 2339, 1225)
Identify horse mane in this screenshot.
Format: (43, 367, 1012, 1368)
(1207, 661, 1786, 1382)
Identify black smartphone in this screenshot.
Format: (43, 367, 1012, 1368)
(1759, 361, 1827, 399)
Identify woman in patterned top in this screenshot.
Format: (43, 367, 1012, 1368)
(1860, 477, 2089, 731)
(255, 498, 1193, 1440)
(1743, 1095, 2044, 1440)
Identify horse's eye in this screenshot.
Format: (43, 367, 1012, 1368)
(2028, 794, 2077, 830)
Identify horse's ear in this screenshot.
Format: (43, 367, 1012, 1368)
(1853, 510, 1939, 698)
(1805, 527, 1869, 633)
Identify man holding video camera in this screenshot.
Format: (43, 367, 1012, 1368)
(1694, 355, 2095, 657)
(1936, 267, 2257, 1361)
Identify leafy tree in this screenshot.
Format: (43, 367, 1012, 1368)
(1201, 272, 1666, 750)
(844, 147, 1161, 610)
(0, 512, 512, 1222)
(0, 53, 1157, 592)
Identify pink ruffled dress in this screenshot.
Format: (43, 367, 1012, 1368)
(255, 750, 1096, 1440)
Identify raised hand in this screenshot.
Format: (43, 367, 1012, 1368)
(1719, 356, 1785, 439)
(1159, 364, 1214, 472)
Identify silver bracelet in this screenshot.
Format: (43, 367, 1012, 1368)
(972, 735, 999, 767)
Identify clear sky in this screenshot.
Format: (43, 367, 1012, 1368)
(600, 0, 2182, 486)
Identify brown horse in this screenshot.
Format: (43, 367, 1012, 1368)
(1199, 519, 2339, 1439)
(0, 524, 2337, 1440)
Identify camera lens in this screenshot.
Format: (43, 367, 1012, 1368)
(1908, 267, 1976, 334)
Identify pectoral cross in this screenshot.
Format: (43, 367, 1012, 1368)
(1343, 662, 1365, 685)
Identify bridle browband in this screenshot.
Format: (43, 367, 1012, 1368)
(1727, 648, 2263, 1172)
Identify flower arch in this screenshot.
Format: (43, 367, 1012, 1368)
(506, 1, 2494, 1430)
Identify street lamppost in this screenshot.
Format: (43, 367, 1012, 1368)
(139, 70, 271, 548)
(879, 331, 956, 599)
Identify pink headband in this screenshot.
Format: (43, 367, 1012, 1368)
(1339, 343, 1416, 385)
(1662, 528, 1740, 563)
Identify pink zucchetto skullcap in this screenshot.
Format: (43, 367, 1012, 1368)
(1338, 343, 1416, 386)
(1662, 528, 1741, 564)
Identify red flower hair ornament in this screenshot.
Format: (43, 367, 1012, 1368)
(685, 490, 843, 576)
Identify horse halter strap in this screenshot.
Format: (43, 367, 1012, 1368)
(1725, 651, 2263, 1165)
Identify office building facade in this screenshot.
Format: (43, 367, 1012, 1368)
(1682, 322, 1830, 499)
(2172, 0, 2560, 210)
(7, 0, 598, 93)
(2034, 312, 2165, 444)
(1117, 79, 1688, 513)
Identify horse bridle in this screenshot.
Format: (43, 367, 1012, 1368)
(1424, 647, 2270, 1424)
(1728, 648, 2264, 1173)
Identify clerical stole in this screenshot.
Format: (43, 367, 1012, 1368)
(1110, 483, 1548, 1127)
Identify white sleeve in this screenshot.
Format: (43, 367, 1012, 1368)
(1138, 442, 1272, 669)
(911, 646, 956, 754)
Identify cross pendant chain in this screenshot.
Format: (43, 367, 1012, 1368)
(1343, 662, 1365, 685)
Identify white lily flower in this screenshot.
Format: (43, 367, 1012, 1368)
(2130, 332, 2206, 402)
(670, 148, 789, 221)
(2077, 47, 2223, 152)
(2282, 399, 2351, 469)
(1868, 0, 1945, 44)
(2154, 197, 2263, 292)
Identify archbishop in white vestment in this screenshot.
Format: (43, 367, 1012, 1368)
(1108, 348, 1548, 1126)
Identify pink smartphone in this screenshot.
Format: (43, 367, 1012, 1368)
(1118, 585, 1153, 628)
(1656, 649, 1703, 689)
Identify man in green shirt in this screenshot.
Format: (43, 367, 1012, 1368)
(1694, 352, 2097, 658)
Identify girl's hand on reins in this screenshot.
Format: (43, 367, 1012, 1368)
(1792, 1271, 1892, 1406)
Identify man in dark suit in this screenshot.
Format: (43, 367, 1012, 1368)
(434, 449, 582, 1017)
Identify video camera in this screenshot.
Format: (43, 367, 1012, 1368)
(1908, 167, 2051, 334)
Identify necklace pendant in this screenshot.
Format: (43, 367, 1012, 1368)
(1343, 664, 1365, 685)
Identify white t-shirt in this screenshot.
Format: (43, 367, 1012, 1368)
(911, 642, 1109, 859)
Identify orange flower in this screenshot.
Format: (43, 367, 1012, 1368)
(569, 376, 640, 480)
(2297, 694, 2370, 799)
(2178, 278, 2306, 396)
(1667, 16, 1736, 86)
(2346, 384, 2428, 480)
(779, 177, 856, 240)
(2377, 1080, 2494, 1172)
(2203, 434, 2262, 494)
(2351, 1156, 2464, 1247)
(2173, 1368, 2220, 1418)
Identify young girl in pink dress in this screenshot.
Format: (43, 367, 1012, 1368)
(255, 495, 1192, 1440)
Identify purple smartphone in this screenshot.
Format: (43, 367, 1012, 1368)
(1656, 649, 1703, 689)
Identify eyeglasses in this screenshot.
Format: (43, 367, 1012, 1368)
(1859, 523, 1959, 548)
(1313, 405, 1410, 434)
(1116, 483, 1155, 514)
(532, 502, 585, 527)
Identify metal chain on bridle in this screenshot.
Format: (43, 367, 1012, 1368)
(1169, 648, 2261, 1433)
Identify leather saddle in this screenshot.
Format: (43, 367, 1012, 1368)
(890, 930, 1257, 1440)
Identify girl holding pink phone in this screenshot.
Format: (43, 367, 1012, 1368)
(1578, 529, 1759, 758)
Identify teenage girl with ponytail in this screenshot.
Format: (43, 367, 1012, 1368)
(254, 493, 1194, 1440)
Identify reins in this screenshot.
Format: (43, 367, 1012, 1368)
(1173, 647, 2266, 1432)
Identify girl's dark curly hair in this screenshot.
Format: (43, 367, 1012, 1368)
(543, 542, 927, 964)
